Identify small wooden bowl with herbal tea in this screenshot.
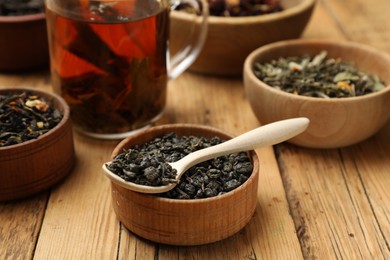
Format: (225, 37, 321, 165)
(170, 0, 315, 76)
(0, 88, 75, 201)
(0, 0, 49, 72)
(244, 39, 390, 148)
(103, 124, 259, 246)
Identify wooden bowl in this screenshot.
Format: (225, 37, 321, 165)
(0, 12, 49, 72)
(0, 88, 75, 201)
(106, 124, 259, 245)
(244, 39, 390, 148)
(170, 0, 315, 76)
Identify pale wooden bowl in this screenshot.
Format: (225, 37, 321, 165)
(170, 0, 315, 76)
(0, 88, 75, 201)
(106, 124, 259, 246)
(244, 39, 390, 148)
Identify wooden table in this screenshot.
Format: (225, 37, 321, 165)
(1, 0, 390, 259)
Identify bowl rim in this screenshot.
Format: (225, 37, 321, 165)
(244, 38, 390, 103)
(0, 12, 45, 23)
(108, 123, 260, 204)
(172, 0, 315, 24)
(0, 87, 70, 151)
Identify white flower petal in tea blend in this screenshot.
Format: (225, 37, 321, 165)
(253, 50, 386, 98)
(106, 133, 253, 199)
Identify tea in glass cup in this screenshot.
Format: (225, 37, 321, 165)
(45, 0, 208, 139)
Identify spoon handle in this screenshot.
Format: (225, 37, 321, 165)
(171, 117, 309, 172)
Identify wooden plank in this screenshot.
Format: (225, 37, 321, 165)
(0, 194, 47, 260)
(323, 0, 390, 53)
(277, 0, 390, 258)
(33, 134, 120, 259)
(341, 131, 390, 257)
(302, 0, 346, 40)
(245, 146, 305, 260)
(117, 227, 157, 259)
(324, 0, 390, 257)
(277, 144, 390, 259)
(0, 71, 51, 92)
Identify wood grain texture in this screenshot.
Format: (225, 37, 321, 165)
(277, 135, 390, 259)
(0, 193, 47, 260)
(33, 134, 120, 259)
(1, 0, 390, 259)
(323, 0, 390, 53)
(276, 0, 390, 258)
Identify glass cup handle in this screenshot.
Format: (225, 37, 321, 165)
(168, 0, 209, 79)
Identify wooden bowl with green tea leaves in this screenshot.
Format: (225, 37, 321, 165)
(104, 124, 259, 246)
(244, 39, 390, 148)
(170, 0, 315, 76)
(0, 87, 75, 201)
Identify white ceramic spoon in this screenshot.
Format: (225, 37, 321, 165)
(103, 117, 309, 194)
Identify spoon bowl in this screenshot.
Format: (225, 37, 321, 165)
(103, 117, 309, 194)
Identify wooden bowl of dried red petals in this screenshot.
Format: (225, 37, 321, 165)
(0, 87, 75, 201)
(104, 124, 259, 245)
(170, 0, 315, 76)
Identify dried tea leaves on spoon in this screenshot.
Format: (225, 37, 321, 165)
(253, 50, 385, 98)
(106, 133, 253, 199)
(0, 91, 63, 147)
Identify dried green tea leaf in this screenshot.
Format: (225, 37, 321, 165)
(107, 133, 253, 199)
(253, 51, 386, 98)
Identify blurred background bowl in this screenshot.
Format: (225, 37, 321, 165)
(0, 12, 49, 72)
(0, 87, 75, 201)
(244, 39, 390, 149)
(104, 124, 259, 245)
(171, 0, 315, 76)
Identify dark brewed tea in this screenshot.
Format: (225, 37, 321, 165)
(46, 1, 169, 137)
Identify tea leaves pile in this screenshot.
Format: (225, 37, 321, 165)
(107, 133, 253, 199)
(0, 91, 63, 147)
(253, 51, 385, 98)
(177, 0, 283, 17)
(0, 0, 44, 16)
